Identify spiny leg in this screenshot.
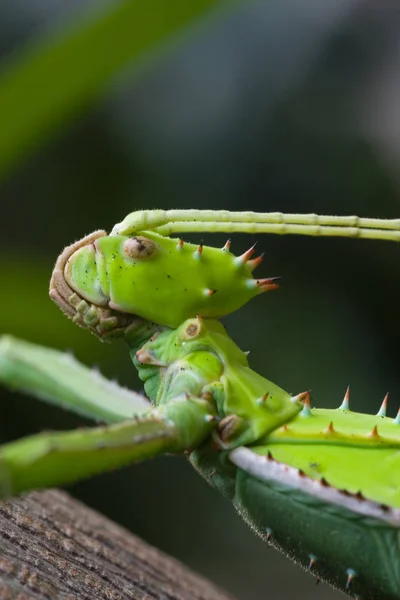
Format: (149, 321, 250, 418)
(0, 394, 216, 498)
(0, 335, 150, 424)
(112, 209, 400, 243)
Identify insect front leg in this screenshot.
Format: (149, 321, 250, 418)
(0, 335, 151, 424)
(0, 392, 216, 499)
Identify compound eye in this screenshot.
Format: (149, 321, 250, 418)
(123, 236, 156, 259)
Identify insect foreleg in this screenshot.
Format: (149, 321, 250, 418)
(0, 416, 175, 497)
(0, 335, 150, 424)
(0, 393, 216, 498)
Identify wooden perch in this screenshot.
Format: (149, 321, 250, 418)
(0, 490, 237, 600)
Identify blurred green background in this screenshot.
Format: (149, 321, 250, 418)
(1, 1, 400, 598)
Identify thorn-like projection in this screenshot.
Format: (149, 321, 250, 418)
(345, 569, 357, 590)
(235, 243, 257, 266)
(245, 277, 280, 292)
(308, 554, 317, 570)
(376, 393, 389, 417)
(135, 350, 166, 367)
(324, 421, 336, 435)
(256, 392, 269, 406)
(176, 238, 184, 250)
(368, 425, 380, 439)
(247, 253, 264, 272)
(204, 288, 217, 297)
(193, 242, 203, 259)
(339, 386, 350, 411)
(265, 528, 273, 543)
(300, 392, 312, 417)
(204, 414, 217, 422)
(395, 408, 400, 425)
(291, 391, 309, 404)
(256, 277, 280, 292)
(222, 239, 231, 252)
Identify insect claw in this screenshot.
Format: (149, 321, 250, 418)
(247, 253, 265, 272)
(177, 238, 184, 250)
(395, 408, 400, 425)
(204, 288, 217, 297)
(222, 239, 231, 252)
(339, 386, 350, 411)
(376, 392, 389, 417)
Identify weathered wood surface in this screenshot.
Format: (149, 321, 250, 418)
(0, 490, 237, 600)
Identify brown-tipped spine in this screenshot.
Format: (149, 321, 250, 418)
(256, 277, 280, 292)
(368, 425, 380, 439)
(247, 253, 264, 271)
(376, 392, 389, 417)
(339, 386, 350, 411)
(236, 244, 257, 265)
(222, 239, 231, 252)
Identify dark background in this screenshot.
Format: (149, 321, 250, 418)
(1, 1, 400, 599)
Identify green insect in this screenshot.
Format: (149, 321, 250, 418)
(1, 209, 400, 600)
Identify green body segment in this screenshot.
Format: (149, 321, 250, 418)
(263, 406, 400, 507)
(2, 317, 400, 598)
(190, 396, 400, 599)
(126, 317, 303, 446)
(233, 460, 400, 600)
(5, 205, 400, 599)
(64, 230, 275, 329)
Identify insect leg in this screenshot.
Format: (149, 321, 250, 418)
(0, 335, 150, 424)
(0, 415, 178, 498)
(0, 393, 216, 498)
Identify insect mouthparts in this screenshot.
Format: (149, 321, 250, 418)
(50, 230, 134, 340)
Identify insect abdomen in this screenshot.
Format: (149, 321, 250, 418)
(234, 464, 400, 600)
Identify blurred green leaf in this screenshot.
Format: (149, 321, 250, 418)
(0, 0, 223, 180)
(0, 258, 116, 364)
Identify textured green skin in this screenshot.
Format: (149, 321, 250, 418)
(65, 230, 267, 328)
(1, 318, 400, 598)
(127, 317, 302, 446)
(127, 318, 400, 600)
(4, 207, 400, 599)
(234, 469, 400, 600)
